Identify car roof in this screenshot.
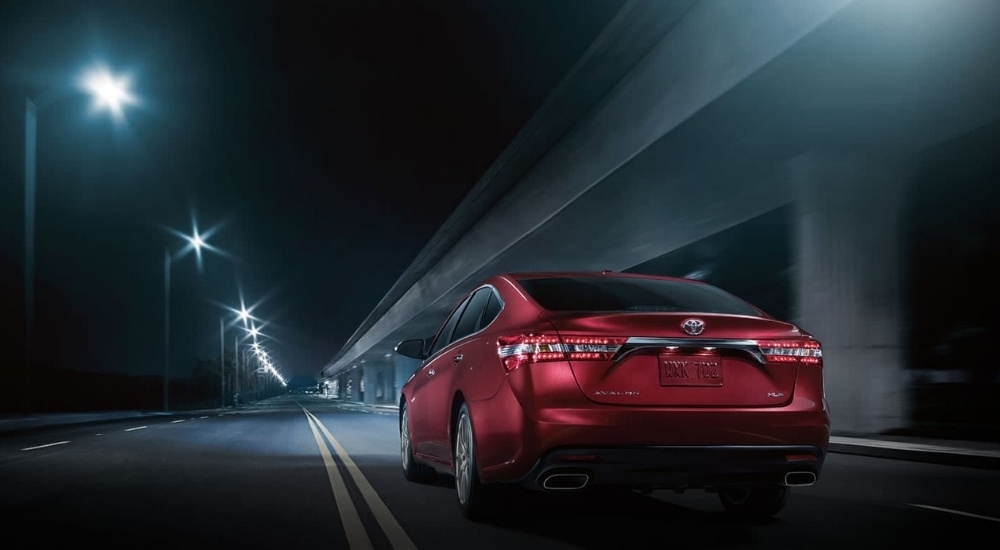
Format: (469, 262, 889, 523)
(502, 271, 706, 285)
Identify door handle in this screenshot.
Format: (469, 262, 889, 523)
(453, 354, 464, 363)
(427, 368, 435, 377)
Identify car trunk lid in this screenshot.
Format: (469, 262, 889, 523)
(544, 312, 818, 407)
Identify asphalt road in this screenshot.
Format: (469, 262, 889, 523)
(1, 396, 997, 548)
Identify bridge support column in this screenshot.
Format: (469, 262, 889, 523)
(337, 373, 347, 399)
(363, 364, 379, 404)
(349, 368, 362, 402)
(784, 151, 910, 434)
(392, 355, 422, 405)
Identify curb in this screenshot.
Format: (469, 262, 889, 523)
(828, 437, 1000, 470)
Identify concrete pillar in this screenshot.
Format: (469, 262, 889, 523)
(349, 368, 362, 402)
(359, 367, 367, 403)
(369, 365, 379, 403)
(362, 365, 376, 404)
(378, 363, 391, 403)
(784, 151, 910, 434)
(392, 355, 422, 405)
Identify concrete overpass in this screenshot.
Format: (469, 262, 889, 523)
(319, 0, 1000, 434)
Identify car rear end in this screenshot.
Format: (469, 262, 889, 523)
(475, 273, 830, 493)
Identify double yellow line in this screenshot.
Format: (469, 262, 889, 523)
(303, 406, 417, 550)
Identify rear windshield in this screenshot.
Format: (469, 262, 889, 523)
(517, 276, 760, 316)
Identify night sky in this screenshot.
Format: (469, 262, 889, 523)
(0, 0, 624, 386)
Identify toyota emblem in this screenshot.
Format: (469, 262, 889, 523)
(681, 318, 706, 336)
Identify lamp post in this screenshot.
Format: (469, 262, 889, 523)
(245, 346, 251, 402)
(23, 100, 36, 410)
(225, 305, 255, 407)
(220, 316, 225, 408)
(247, 335, 287, 399)
(234, 335, 239, 406)
(163, 247, 170, 412)
(23, 65, 136, 412)
(163, 224, 218, 412)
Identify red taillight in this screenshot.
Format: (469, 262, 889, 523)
(758, 339, 823, 364)
(496, 334, 627, 372)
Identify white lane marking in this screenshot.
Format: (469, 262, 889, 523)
(830, 436, 1000, 458)
(171, 419, 186, 423)
(124, 426, 147, 432)
(200, 416, 208, 419)
(303, 410, 372, 550)
(305, 408, 417, 550)
(911, 504, 1000, 523)
(21, 441, 70, 451)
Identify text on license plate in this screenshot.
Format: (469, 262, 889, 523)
(658, 351, 723, 387)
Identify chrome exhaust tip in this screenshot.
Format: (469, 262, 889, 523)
(541, 473, 590, 490)
(784, 471, 817, 487)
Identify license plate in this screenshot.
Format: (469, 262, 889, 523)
(659, 351, 723, 386)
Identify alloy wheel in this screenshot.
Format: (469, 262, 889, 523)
(401, 410, 412, 472)
(455, 411, 473, 505)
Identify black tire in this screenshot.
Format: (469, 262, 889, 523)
(400, 405, 433, 481)
(454, 403, 496, 520)
(718, 486, 789, 518)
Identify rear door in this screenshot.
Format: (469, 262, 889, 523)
(425, 287, 493, 461)
(411, 297, 467, 458)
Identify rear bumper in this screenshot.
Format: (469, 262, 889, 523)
(513, 445, 825, 491)
(471, 381, 830, 483)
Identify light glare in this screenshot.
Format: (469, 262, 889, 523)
(80, 66, 136, 119)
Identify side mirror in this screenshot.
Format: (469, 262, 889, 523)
(395, 339, 427, 360)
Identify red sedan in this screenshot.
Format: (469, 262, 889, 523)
(396, 271, 830, 520)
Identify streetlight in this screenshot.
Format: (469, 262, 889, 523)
(242, 322, 274, 402)
(221, 302, 261, 408)
(253, 344, 272, 400)
(163, 218, 224, 412)
(23, 64, 137, 411)
(229, 302, 260, 406)
(81, 67, 137, 120)
(233, 332, 258, 406)
(219, 316, 225, 408)
(244, 334, 287, 397)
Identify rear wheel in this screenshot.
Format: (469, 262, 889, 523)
(718, 486, 789, 518)
(400, 406, 432, 481)
(454, 403, 495, 520)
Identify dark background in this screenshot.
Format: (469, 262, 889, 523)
(0, 0, 623, 409)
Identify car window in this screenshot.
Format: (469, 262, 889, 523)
(451, 288, 492, 343)
(427, 297, 469, 357)
(517, 276, 760, 316)
(478, 290, 502, 330)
